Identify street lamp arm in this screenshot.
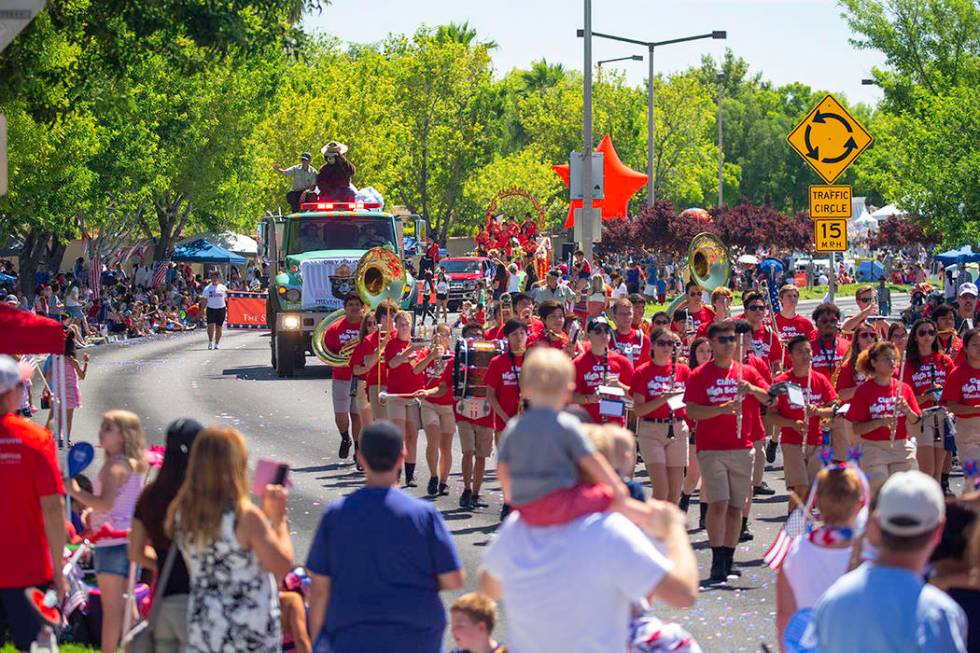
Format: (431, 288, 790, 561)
(652, 32, 723, 47)
(577, 28, 650, 47)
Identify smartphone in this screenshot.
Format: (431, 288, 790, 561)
(273, 463, 290, 486)
(253, 458, 291, 496)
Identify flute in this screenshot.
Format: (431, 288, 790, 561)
(667, 343, 678, 439)
(735, 340, 744, 438)
(890, 348, 907, 446)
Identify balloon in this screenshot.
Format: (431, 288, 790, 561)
(553, 134, 648, 228)
(67, 442, 95, 479)
(679, 207, 712, 224)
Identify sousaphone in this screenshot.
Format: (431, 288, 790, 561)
(665, 232, 731, 315)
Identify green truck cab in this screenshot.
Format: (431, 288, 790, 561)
(258, 200, 424, 377)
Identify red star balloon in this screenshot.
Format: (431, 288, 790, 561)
(553, 134, 648, 228)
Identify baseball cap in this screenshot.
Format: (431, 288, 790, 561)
(876, 470, 945, 537)
(0, 355, 31, 395)
(587, 315, 612, 332)
(300, 152, 312, 161)
(359, 421, 403, 472)
(5, 294, 18, 305)
(958, 282, 977, 297)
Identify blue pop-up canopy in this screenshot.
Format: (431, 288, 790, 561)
(856, 260, 885, 281)
(171, 239, 246, 265)
(934, 245, 980, 267)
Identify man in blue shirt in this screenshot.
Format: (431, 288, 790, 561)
(306, 421, 465, 653)
(814, 471, 967, 653)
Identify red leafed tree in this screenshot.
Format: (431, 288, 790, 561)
(595, 217, 638, 256)
(869, 215, 939, 248)
(665, 211, 719, 254)
(713, 199, 810, 250)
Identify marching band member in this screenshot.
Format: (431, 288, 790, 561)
(736, 320, 773, 539)
(631, 328, 689, 502)
(694, 287, 734, 339)
(887, 321, 909, 355)
(940, 328, 980, 470)
(455, 323, 496, 511)
(903, 318, 954, 484)
(809, 303, 849, 380)
(485, 319, 529, 434)
(932, 304, 963, 359)
(769, 336, 838, 511)
(774, 284, 815, 368)
(845, 341, 921, 494)
(741, 290, 783, 374)
(383, 310, 425, 487)
(833, 326, 879, 461)
(671, 281, 715, 336)
(684, 320, 773, 583)
(628, 293, 652, 337)
(610, 298, 651, 368)
(680, 336, 713, 529)
(533, 300, 582, 357)
(350, 300, 398, 470)
(412, 323, 456, 497)
(571, 316, 634, 427)
(324, 294, 365, 461)
(512, 292, 545, 342)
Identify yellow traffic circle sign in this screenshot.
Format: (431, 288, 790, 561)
(787, 95, 872, 184)
(813, 218, 848, 252)
(808, 185, 852, 219)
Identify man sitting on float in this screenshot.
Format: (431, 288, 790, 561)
(316, 141, 356, 202)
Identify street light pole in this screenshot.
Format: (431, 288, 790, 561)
(647, 44, 655, 207)
(581, 0, 594, 261)
(717, 73, 724, 208)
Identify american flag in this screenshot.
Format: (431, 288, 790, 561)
(88, 254, 102, 301)
(763, 508, 807, 570)
(150, 260, 169, 288)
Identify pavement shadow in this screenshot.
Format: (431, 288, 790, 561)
(220, 365, 332, 381)
(293, 463, 349, 474)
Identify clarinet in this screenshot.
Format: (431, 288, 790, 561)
(667, 344, 678, 439)
(890, 348, 907, 446)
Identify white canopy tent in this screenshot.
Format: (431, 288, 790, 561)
(179, 231, 259, 257)
(871, 204, 908, 221)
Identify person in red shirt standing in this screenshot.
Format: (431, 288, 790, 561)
(571, 316, 634, 426)
(0, 356, 67, 652)
(941, 329, 980, 468)
(672, 281, 715, 342)
(455, 324, 496, 510)
(684, 320, 773, 583)
(610, 298, 651, 369)
(741, 290, 783, 375)
(631, 328, 689, 502)
(628, 293, 652, 337)
(532, 300, 582, 358)
(351, 302, 397, 442)
(809, 303, 849, 380)
(845, 341, 921, 494)
(833, 327, 878, 461)
(485, 320, 529, 435)
(735, 320, 774, 539)
(774, 285, 815, 366)
(769, 336, 838, 511)
(512, 293, 544, 343)
(382, 310, 424, 487)
(413, 323, 456, 497)
(903, 318, 954, 484)
(323, 294, 365, 461)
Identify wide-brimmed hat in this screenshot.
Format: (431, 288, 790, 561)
(321, 141, 348, 157)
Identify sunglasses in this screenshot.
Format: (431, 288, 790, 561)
(746, 305, 765, 312)
(654, 339, 675, 348)
(858, 332, 877, 339)
(590, 327, 611, 335)
(715, 335, 737, 344)
(917, 329, 936, 337)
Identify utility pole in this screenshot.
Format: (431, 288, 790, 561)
(647, 45, 655, 207)
(581, 0, 594, 261)
(717, 73, 724, 208)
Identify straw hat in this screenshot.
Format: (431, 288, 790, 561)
(320, 141, 349, 157)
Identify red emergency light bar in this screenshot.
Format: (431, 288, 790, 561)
(299, 201, 383, 212)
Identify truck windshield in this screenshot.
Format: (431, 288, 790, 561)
(286, 217, 395, 255)
(441, 260, 482, 274)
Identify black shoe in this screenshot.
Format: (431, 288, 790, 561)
(699, 503, 708, 530)
(679, 492, 691, 513)
(470, 493, 484, 509)
(439, 483, 449, 496)
(355, 459, 364, 472)
(459, 488, 473, 508)
(500, 503, 512, 521)
(740, 522, 754, 542)
(338, 435, 352, 459)
(708, 548, 727, 583)
(427, 476, 439, 496)
(725, 548, 742, 578)
(406, 476, 418, 488)
(753, 481, 776, 496)
(765, 438, 779, 463)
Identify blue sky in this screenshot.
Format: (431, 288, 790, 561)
(304, 0, 887, 106)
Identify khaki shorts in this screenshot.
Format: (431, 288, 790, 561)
(831, 416, 856, 461)
(636, 420, 689, 467)
(458, 420, 494, 458)
(386, 396, 421, 428)
(421, 400, 456, 433)
(860, 438, 916, 485)
(331, 378, 359, 415)
(781, 443, 822, 488)
(698, 448, 754, 509)
(916, 409, 948, 448)
(956, 417, 980, 462)
(367, 385, 383, 418)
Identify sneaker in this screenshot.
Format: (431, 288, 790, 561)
(213, 343, 219, 350)
(753, 481, 776, 496)
(739, 523, 754, 542)
(338, 436, 352, 460)
(405, 475, 418, 488)
(208, 342, 213, 350)
(459, 488, 473, 508)
(470, 493, 486, 509)
(765, 438, 779, 463)
(678, 492, 691, 513)
(439, 482, 449, 496)
(426, 476, 439, 496)
(355, 458, 364, 472)
(500, 503, 512, 521)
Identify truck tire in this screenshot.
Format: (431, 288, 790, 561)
(275, 332, 296, 377)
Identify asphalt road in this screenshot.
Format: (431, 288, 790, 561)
(53, 291, 940, 653)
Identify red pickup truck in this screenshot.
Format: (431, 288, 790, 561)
(439, 257, 492, 310)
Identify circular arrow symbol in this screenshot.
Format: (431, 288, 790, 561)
(803, 110, 857, 164)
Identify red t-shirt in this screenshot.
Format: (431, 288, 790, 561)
(631, 361, 691, 419)
(683, 361, 769, 451)
(810, 336, 849, 379)
(773, 370, 837, 445)
(834, 360, 867, 393)
(903, 353, 953, 408)
(351, 331, 386, 387)
(484, 352, 524, 428)
(384, 338, 423, 395)
(751, 325, 783, 369)
(745, 354, 773, 385)
(0, 414, 65, 587)
(418, 352, 455, 406)
(611, 328, 651, 368)
(673, 306, 714, 341)
(573, 349, 634, 425)
(484, 325, 504, 342)
(846, 378, 920, 441)
(941, 363, 980, 418)
(323, 317, 361, 381)
(774, 313, 815, 367)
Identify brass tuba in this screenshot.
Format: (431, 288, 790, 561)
(312, 247, 407, 367)
(665, 232, 731, 316)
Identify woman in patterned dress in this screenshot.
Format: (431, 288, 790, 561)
(167, 426, 294, 652)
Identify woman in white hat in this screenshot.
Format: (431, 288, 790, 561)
(316, 140, 356, 202)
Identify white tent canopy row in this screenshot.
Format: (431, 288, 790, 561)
(178, 231, 259, 257)
(871, 203, 908, 221)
